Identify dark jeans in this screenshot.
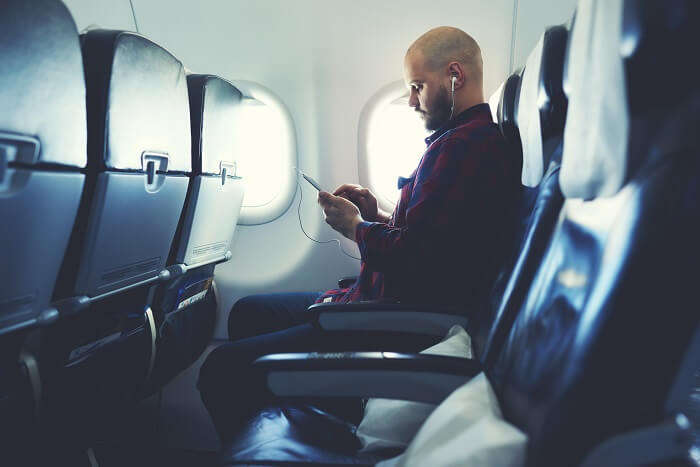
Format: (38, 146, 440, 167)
(198, 293, 438, 441)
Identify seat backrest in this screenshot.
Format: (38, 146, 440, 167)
(0, 0, 86, 333)
(55, 30, 192, 301)
(471, 26, 568, 365)
(171, 74, 245, 267)
(143, 75, 245, 394)
(488, 0, 700, 464)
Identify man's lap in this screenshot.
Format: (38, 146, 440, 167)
(227, 292, 322, 341)
(202, 292, 440, 439)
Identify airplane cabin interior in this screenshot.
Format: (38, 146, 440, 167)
(0, 0, 698, 465)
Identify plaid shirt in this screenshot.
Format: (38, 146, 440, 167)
(317, 103, 520, 309)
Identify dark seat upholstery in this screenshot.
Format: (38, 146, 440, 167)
(474, 25, 568, 367)
(146, 75, 246, 393)
(55, 29, 192, 299)
(0, 0, 86, 335)
(0, 0, 87, 453)
(221, 405, 386, 466)
(489, 0, 700, 463)
(216, 24, 572, 466)
(34, 30, 193, 449)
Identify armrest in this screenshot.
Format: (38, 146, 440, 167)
(254, 351, 481, 405)
(308, 301, 468, 337)
(580, 414, 694, 467)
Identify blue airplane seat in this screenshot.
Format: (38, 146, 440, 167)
(0, 0, 87, 453)
(474, 24, 568, 366)
(488, 0, 700, 462)
(35, 30, 193, 449)
(0, 0, 86, 337)
(146, 75, 245, 394)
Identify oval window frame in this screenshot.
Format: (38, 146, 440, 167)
(232, 80, 298, 225)
(358, 80, 427, 213)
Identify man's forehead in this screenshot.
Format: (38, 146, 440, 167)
(404, 50, 429, 80)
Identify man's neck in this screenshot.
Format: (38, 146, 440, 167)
(452, 89, 485, 117)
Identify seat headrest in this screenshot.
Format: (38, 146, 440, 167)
(539, 26, 568, 141)
(81, 30, 191, 173)
(187, 75, 243, 176)
(487, 83, 504, 124)
(497, 72, 523, 163)
(0, 0, 86, 168)
(622, 0, 699, 113)
(515, 37, 544, 187)
(516, 25, 569, 188)
(560, 0, 629, 199)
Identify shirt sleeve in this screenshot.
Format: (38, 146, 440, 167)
(354, 129, 503, 275)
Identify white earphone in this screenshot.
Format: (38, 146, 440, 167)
(449, 74, 457, 120)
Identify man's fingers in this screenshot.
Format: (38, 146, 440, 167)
(333, 184, 362, 196)
(318, 191, 333, 206)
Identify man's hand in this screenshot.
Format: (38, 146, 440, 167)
(333, 184, 390, 223)
(318, 191, 364, 240)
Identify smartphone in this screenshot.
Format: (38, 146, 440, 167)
(299, 171, 324, 191)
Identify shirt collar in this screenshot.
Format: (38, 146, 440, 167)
(424, 103, 492, 146)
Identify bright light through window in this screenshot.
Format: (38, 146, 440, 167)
(232, 98, 289, 208)
(366, 98, 429, 206)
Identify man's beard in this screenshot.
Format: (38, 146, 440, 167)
(420, 85, 452, 131)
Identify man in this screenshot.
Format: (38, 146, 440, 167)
(199, 26, 521, 440)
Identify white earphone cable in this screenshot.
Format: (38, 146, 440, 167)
(295, 174, 361, 261)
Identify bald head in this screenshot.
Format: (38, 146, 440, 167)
(406, 26, 483, 85)
(404, 26, 485, 128)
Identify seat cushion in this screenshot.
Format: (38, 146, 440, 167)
(377, 373, 526, 467)
(220, 405, 391, 466)
(356, 325, 472, 452)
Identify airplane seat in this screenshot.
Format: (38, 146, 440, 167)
(54, 29, 192, 301)
(218, 1, 700, 464)
(35, 30, 192, 447)
(474, 24, 568, 365)
(146, 75, 245, 394)
(0, 0, 86, 450)
(0, 0, 86, 338)
(487, 0, 700, 463)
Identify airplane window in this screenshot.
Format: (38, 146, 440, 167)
(360, 82, 429, 210)
(232, 81, 297, 225)
(234, 98, 288, 207)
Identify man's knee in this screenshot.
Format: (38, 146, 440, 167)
(197, 344, 234, 398)
(227, 295, 269, 340)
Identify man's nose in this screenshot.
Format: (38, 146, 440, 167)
(408, 89, 419, 109)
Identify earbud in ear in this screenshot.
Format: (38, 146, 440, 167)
(451, 75, 456, 93)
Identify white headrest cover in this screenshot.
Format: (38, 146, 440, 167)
(516, 34, 545, 187)
(560, 0, 629, 199)
(488, 82, 504, 123)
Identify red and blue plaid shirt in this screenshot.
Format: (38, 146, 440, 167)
(317, 103, 521, 309)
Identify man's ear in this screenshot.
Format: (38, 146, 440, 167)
(447, 62, 465, 89)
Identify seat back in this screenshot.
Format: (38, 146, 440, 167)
(55, 30, 191, 301)
(0, 0, 87, 452)
(173, 74, 245, 267)
(488, 0, 700, 464)
(35, 30, 193, 448)
(471, 26, 568, 365)
(0, 0, 86, 334)
(143, 76, 245, 393)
